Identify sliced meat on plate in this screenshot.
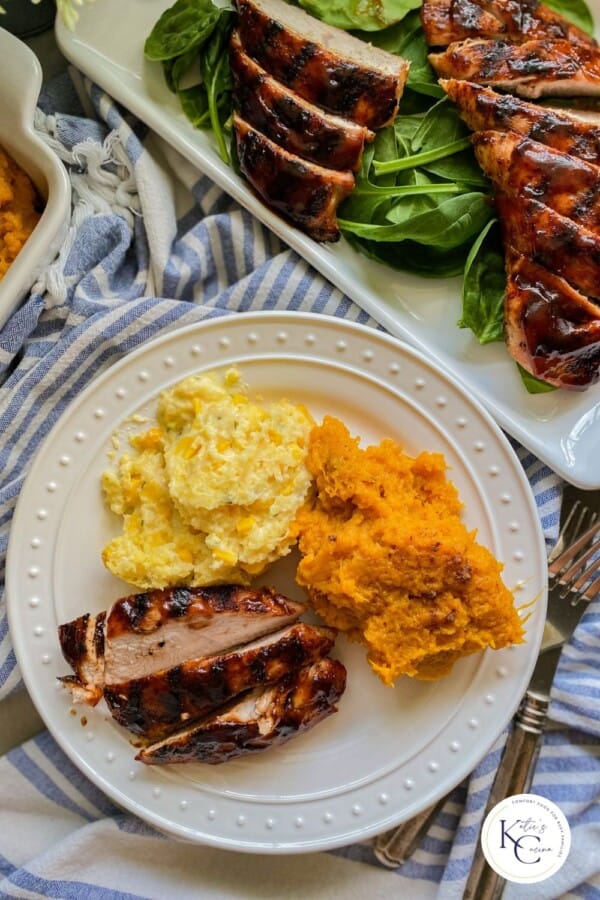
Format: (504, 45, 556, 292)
(232, 113, 355, 242)
(58, 610, 106, 705)
(235, 0, 409, 130)
(442, 79, 600, 164)
(504, 249, 600, 390)
(422, 0, 596, 48)
(58, 585, 306, 701)
(136, 657, 347, 765)
(430, 38, 600, 99)
(472, 130, 600, 232)
(103, 622, 337, 739)
(496, 193, 600, 301)
(230, 30, 373, 172)
(422, 0, 504, 47)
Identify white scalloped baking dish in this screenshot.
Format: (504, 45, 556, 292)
(0, 26, 71, 330)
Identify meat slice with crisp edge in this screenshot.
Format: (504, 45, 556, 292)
(103, 622, 337, 739)
(58, 585, 306, 701)
(235, 0, 409, 130)
(136, 657, 347, 765)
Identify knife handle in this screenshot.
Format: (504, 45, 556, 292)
(462, 691, 549, 900)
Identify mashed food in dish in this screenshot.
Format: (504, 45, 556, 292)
(0, 146, 41, 280)
(102, 368, 313, 588)
(295, 417, 524, 684)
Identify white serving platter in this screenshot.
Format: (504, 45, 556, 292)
(55, 0, 600, 488)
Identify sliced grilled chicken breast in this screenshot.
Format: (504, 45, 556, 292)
(235, 0, 409, 129)
(473, 131, 600, 232)
(58, 611, 106, 705)
(422, 0, 596, 48)
(442, 79, 600, 163)
(422, 0, 503, 47)
(496, 193, 600, 300)
(430, 38, 600, 98)
(136, 657, 347, 765)
(233, 114, 355, 242)
(104, 623, 337, 739)
(230, 31, 372, 172)
(59, 585, 306, 700)
(504, 249, 600, 390)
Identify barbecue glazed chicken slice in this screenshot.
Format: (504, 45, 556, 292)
(230, 31, 373, 172)
(472, 131, 600, 232)
(58, 585, 306, 703)
(430, 38, 600, 99)
(442, 80, 600, 163)
(232, 114, 355, 242)
(136, 657, 347, 765)
(504, 249, 600, 390)
(495, 193, 600, 301)
(422, 0, 596, 48)
(235, 0, 409, 130)
(103, 622, 337, 739)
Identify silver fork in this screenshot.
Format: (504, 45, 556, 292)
(373, 502, 600, 872)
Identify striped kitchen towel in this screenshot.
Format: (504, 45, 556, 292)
(0, 72, 597, 899)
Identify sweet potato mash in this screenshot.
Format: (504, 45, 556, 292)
(0, 146, 41, 279)
(295, 417, 524, 683)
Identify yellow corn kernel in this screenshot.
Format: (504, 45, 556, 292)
(268, 429, 282, 445)
(232, 393, 248, 405)
(236, 516, 256, 535)
(214, 548, 237, 565)
(176, 547, 194, 563)
(193, 398, 203, 416)
(217, 439, 230, 454)
(177, 435, 199, 459)
(224, 368, 240, 388)
(131, 427, 163, 451)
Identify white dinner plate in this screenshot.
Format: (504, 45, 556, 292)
(55, 0, 600, 489)
(7, 312, 547, 852)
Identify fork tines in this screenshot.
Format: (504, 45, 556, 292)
(550, 515, 600, 601)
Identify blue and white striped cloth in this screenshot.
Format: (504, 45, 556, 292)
(0, 72, 598, 899)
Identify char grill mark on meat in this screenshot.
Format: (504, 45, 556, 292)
(57, 611, 106, 705)
(442, 80, 600, 163)
(233, 114, 355, 242)
(136, 657, 347, 765)
(229, 31, 373, 172)
(504, 249, 600, 390)
(496, 192, 600, 301)
(103, 623, 337, 739)
(59, 585, 307, 701)
(422, 0, 596, 48)
(473, 130, 600, 232)
(235, 0, 408, 130)
(430, 38, 600, 99)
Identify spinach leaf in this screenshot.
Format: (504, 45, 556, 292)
(296, 0, 421, 31)
(544, 0, 594, 34)
(198, 10, 236, 161)
(458, 219, 505, 344)
(517, 366, 558, 394)
(345, 233, 470, 277)
(422, 152, 490, 188)
(146, 0, 235, 162)
(144, 0, 225, 60)
(339, 192, 492, 249)
(410, 97, 470, 152)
